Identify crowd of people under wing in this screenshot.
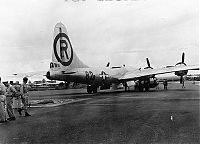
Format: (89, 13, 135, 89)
(0, 76, 31, 123)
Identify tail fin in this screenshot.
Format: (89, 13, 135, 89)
(52, 22, 88, 69)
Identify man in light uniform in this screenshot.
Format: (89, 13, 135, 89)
(4, 81, 17, 121)
(20, 77, 31, 117)
(13, 82, 23, 116)
(0, 77, 7, 123)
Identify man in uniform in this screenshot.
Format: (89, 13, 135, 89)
(20, 77, 31, 117)
(163, 80, 168, 90)
(13, 82, 23, 116)
(0, 77, 7, 123)
(182, 78, 185, 88)
(4, 81, 17, 121)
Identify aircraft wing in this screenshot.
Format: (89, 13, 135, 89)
(120, 65, 199, 81)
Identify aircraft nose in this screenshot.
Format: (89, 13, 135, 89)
(46, 71, 51, 79)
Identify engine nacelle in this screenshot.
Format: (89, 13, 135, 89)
(175, 70, 188, 76)
(174, 63, 188, 76)
(174, 52, 188, 77)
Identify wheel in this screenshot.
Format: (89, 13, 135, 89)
(124, 82, 128, 92)
(144, 79, 150, 91)
(139, 86, 144, 92)
(87, 86, 92, 93)
(145, 86, 150, 91)
(92, 86, 98, 93)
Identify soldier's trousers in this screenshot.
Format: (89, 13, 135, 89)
(6, 97, 15, 118)
(22, 94, 29, 112)
(0, 95, 7, 121)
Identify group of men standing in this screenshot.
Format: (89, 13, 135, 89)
(0, 77, 31, 123)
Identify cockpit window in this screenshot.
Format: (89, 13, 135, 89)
(50, 63, 60, 68)
(50, 62, 54, 68)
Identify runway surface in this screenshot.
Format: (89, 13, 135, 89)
(0, 82, 199, 144)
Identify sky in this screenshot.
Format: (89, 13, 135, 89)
(0, 0, 199, 82)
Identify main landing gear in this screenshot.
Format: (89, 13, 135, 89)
(87, 85, 98, 94)
(135, 79, 150, 92)
(124, 82, 128, 92)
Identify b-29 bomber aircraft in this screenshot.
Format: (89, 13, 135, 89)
(45, 22, 199, 93)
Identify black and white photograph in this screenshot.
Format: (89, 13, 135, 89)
(0, 0, 199, 143)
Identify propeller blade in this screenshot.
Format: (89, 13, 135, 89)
(146, 58, 151, 67)
(182, 52, 185, 63)
(180, 76, 183, 84)
(106, 62, 110, 67)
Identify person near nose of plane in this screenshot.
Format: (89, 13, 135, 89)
(20, 77, 31, 117)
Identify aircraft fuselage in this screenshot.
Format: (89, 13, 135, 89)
(48, 67, 128, 86)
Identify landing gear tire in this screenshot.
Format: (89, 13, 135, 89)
(87, 85, 98, 93)
(124, 82, 128, 92)
(145, 86, 150, 92)
(92, 86, 98, 93)
(139, 86, 144, 92)
(87, 86, 92, 94)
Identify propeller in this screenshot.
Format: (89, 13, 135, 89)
(175, 52, 188, 84)
(144, 58, 153, 69)
(106, 62, 110, 67)
(146, 58, 151, 68)
(182, 52, 185, 63)
(175, 52, 186, 66)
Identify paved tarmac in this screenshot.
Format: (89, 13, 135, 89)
(0, 82, 199, 144)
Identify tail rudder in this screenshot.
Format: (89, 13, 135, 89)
(52, 22, 88, 69)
